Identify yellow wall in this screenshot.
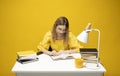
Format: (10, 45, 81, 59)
(0, 0, 120, 76)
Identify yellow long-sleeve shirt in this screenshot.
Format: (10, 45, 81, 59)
(37, 31, 82, 52)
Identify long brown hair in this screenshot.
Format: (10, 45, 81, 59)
(52, 16, 69, 45)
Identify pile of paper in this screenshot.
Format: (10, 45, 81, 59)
(17, 50, 38, 64)
(80, 48, 98, 63)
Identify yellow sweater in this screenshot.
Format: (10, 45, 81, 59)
(37, 31, 82, 52)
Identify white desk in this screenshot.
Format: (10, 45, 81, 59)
(12, 54, 106, 76)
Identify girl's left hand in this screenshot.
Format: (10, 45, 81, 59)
(51, 50, 59, 56)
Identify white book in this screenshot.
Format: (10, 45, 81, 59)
(18, 54, 37, 59)
(18, 54, 38, 60)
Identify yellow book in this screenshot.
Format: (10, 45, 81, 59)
(17, 50, 36, 56)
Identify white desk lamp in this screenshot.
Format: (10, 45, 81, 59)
(77, 23, 100, 67)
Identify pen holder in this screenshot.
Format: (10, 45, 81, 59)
(74, 58, 84, 68)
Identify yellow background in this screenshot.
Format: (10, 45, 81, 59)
(0, 0, 120, 76)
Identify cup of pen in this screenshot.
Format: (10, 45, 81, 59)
(75, 58, 84, 68)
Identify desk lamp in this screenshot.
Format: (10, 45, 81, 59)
(77, 23, 100, 67)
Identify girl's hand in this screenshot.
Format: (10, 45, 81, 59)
(51, 50, 57, 56)
(59, 50, 78, 54)
(43, 51, 53, 56)
(44, 50, 59, 56)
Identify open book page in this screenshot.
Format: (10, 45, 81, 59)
(50, 53, 81, 60)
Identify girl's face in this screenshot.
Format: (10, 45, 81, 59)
(56, 25, 66, 36)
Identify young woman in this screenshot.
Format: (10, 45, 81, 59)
(37, 16, 84, 56)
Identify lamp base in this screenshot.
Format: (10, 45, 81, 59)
(85, 63, 100, 70)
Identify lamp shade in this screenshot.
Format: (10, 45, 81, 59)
(77, 30, 89, 43)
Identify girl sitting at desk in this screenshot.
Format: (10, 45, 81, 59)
(37, 16, 90, 56)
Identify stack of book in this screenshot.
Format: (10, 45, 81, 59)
(80, 48, 98, 63)
(17, 50, 38, 64)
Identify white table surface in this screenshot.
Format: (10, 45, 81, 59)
(12, 53, 106, 73)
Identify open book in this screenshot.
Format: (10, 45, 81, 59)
(50, 53, 81, 60)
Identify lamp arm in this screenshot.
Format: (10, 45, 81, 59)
(85, 28, 100, 53)
(91, 28, 100, 52)
(91, 28, 100, 66)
